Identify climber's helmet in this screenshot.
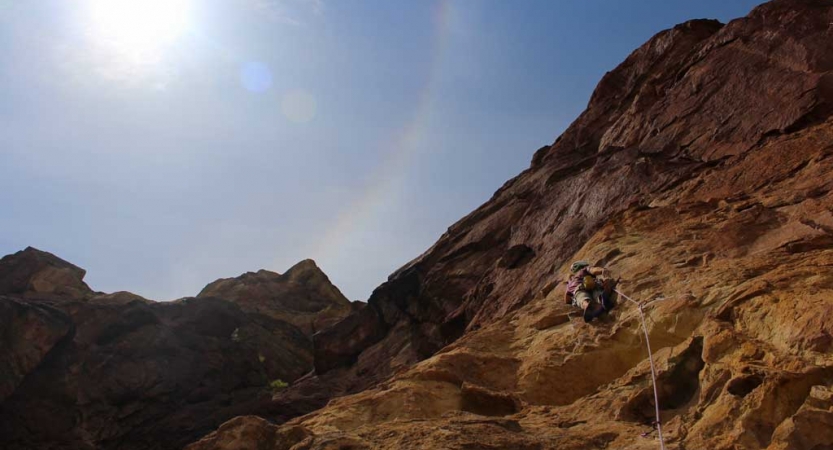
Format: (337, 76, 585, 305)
(570, 261, 590, 274)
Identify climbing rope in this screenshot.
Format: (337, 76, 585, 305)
(615, 288, 668, 450)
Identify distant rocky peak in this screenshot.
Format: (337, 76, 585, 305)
(283, 259, 346, 299)
(197, 259, 352, 336)
(284, 258, 322, 279)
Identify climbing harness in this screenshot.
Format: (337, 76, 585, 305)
(615, 288, 675, 450)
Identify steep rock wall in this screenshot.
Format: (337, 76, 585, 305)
(189, 0, 833, 448)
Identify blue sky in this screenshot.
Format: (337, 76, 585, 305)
(0, 0, 762, 301)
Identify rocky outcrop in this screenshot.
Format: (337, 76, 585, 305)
(0, 250, 349, 450)
(0, 247, 93, 299)
(197, 260, 357, 337)
(188, 0, 833, 448)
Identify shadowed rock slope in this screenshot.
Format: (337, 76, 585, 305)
(197, 260, 358, 337)
(188, 1, 833, 448)
(0, 247, 351, 450)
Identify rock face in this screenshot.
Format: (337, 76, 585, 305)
(0, 248, 346, 450)
(188, 0, 833, 448)
(0, 297, 72, 403)
(197, 260, 357, 337)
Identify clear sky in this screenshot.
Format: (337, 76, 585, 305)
(0, 0, 762, 301)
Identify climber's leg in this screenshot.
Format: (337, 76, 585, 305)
(601, 278, 618, 311)
(576, 290, 604, 322)
(574, 290, 589, 308)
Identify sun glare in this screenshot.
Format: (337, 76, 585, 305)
(88, 0, 191, 53)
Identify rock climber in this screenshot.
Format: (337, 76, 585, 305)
(564, 261, 618, 322)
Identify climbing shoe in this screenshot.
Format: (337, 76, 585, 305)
(583, 301, 605, 323)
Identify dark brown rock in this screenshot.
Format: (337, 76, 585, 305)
(0, 295, 313, 450)
(0, 296, 72, 402)
(197, 260, 354, 337)
(312, 302, 385, 374)
(0, 252, 352, 450)
(0, 247, 93, 299)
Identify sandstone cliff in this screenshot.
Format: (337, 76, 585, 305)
(188, 0, 833, 448)
(0, 247, 350, 450)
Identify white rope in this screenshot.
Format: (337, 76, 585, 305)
(615, 288, 667, 450)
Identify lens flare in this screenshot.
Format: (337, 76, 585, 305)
(240, 62, 274, 93)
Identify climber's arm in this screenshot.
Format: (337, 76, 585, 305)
(588, 266, 606, 276)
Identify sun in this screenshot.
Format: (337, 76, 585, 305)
(87, 0, 192, 54)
